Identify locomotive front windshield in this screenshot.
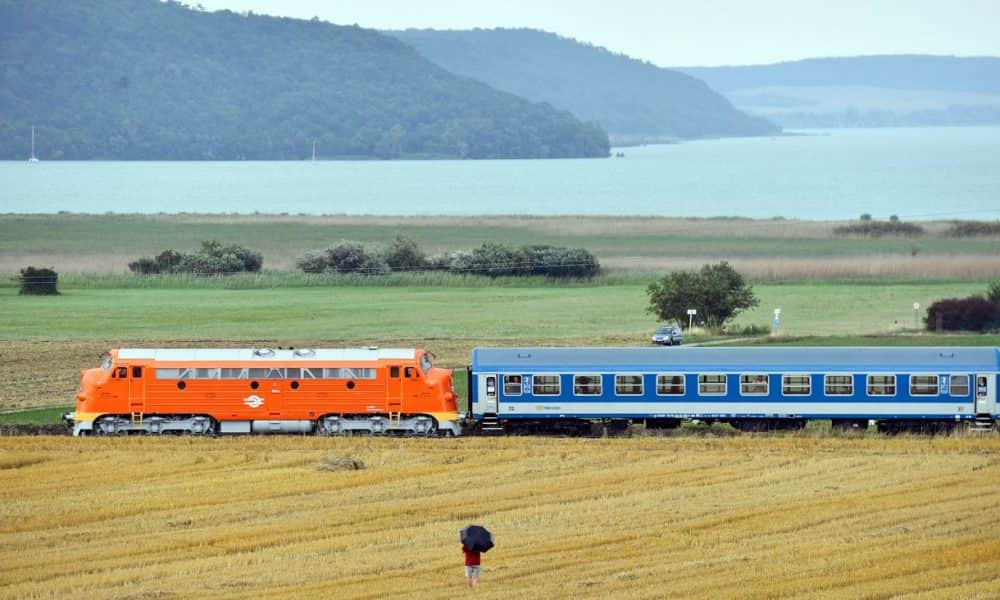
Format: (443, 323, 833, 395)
(101, 355, 112, 372)
(420, 353, 432, 372)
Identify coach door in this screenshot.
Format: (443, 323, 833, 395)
(127, 365, 146, 421)
(975, 373, 996, 414)
(477, 373, 498, 415)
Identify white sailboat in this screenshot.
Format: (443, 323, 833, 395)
(28, 126, 40, 163)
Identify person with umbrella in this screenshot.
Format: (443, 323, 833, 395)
(460, 524, 493, 588)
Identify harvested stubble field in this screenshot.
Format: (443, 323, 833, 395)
(1, 436, 998, 599)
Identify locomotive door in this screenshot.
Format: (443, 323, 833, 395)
(974, 373, 995, 414)
(387, 365, 403, 415)
(127, 365, 145, 416)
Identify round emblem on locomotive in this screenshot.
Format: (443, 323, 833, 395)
(243, 395, 265, 408)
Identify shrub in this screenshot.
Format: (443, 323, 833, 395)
(18, 266, 59, 295)
(924, 296, 1000, 332)
(323, 241, 389, 275)
(177, 253, 246, 276)
(465, 243, 531, 277)
(988, 281, 1000, 304)
(295, 241, 389, 275)
(860, 213, 872, 221)
(382, 234, 426, 271)
(732, 323, 770, 336)
(424, 253, 452, 271)
(295, 250, 327, 274)
(199, 240, 263, 272)
(522, 245, 601, 278)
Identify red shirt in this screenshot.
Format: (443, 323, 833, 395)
(462, 545, 481, 566)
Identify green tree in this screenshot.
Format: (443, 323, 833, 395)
(646, 262, 758, 329)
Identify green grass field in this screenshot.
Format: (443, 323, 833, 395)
(0, 281, 986, 340)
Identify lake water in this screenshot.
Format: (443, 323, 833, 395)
(3, 127, 999, 219)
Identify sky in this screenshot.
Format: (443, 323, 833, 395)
(193, 0, 1000, 67)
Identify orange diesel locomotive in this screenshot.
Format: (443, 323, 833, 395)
(66, 348, 461, 436)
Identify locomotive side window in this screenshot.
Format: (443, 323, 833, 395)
(323, 368, 376, 379)
(503, 375, 522, 396)
(574, 374, 602, 396)
(950, 375, 970, 396)
(533, 375, 560, 396)
(405, 367, 419, 378)
(615, 374, 643, 396)
(824, 375, 853, 396)
(740, 374, 768, 395)
(656, 374, 685, 395)
(132, 366, 142, 378)
(867, 375, 897, 396)
(909, 375, 939, 396)
(782, 375, 811, 396)
(390, 367, 400, 378)
(698, 374, 726, 396)
(116, 367, 127, 378)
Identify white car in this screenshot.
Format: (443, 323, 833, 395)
(651, 326, 683, 346)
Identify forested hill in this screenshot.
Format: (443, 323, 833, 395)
(0, 1, 609, 160)
(678, 56, 1000, 128)
(389, 28, 779, 142)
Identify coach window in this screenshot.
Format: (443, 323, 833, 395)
(824, 375, 853, 396)
(867, 375, 896, 396)
(910, 375, 939, 396)
(615, 375, 643, 396)
(950, 374, 970, 396)
(503, 375, 522, 396)
(533, 375, 560, 396)
(698, 374, 726, 396)
(656, 374, 684, 396)
(782, 375, 811, 396)
(575, 374, 602, 396)
(740, 374, 768, 396)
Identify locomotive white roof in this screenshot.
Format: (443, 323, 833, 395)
(117, 348, 416, 362)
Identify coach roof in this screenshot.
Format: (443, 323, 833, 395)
(471, 347, 1000, 372)
(117, 348, 417, 362)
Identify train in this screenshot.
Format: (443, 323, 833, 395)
(65, 345, 999, 436)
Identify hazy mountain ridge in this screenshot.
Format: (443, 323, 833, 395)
(389, 28, 779, 141)
(679, 55, 1000, 128)
(0, 0, 609, 160)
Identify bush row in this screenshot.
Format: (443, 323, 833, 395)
(833, 215, 924, 237)
(944, 220, 1000, 237)
(128, 241, 263, 275)
(296, 238, 600, 278)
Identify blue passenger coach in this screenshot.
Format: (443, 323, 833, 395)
(469, 347, 999, 432)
